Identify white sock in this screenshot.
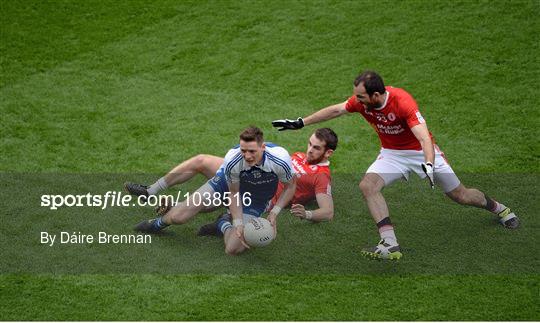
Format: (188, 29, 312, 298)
(380, 227, 398, 246)
(485, 195, 507, 214)
(147, 177, 168, 196)
(493, 202, 507, 215)
(220, 221, 232, 234)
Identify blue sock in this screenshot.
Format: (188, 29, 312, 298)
(217, 218, 232, 235)
(152, 216, 169, 231)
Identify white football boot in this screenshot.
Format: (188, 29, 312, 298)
(498, 207, 520, 229)
(361, 239, 402, 260)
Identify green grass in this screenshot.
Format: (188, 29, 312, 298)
(1, 0, 539, 320)
(1, 274, 537, 321)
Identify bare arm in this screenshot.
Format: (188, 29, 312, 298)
(227, 181, 250, 247)
(303, 102, 349, 126)
(274, 178, 297, 210)
(411, 123, 435, 164)
(272, 101, 349, 130)
(228, 181, 243, 224)
(267, 177, 296, 237)
(290, 193, 334, 222)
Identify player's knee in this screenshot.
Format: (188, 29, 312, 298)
(447, 186, 469, 205)
(225, 245, 243, 256)
(359, 179, 378, 197)
(193, 154, 209, 172)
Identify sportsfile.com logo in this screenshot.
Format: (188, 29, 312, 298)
(40, 191, 252, 210)
(41, 191, 159, 210)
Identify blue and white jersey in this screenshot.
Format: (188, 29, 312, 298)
(223, 142, 294, 184)
(221, 142, 295, 212)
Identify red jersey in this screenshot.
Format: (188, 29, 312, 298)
(271, 152, 331, 206)
(345, 86, 434, 150)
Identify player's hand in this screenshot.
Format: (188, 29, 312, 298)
(272, 117, 304, 131)
(421, 162, 435, 189)
(290, 204, 306, 219)
(267, 212, 278, 239)
(234, 225, 250, 249)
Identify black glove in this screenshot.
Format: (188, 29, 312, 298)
(272, 117, 305, 131)
(421, 162, 435, 189)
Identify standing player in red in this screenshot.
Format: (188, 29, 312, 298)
(272, 70, 520, 260)
(124, 128, 338, 235)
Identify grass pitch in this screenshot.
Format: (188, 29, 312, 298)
(1, 0, 539, 320)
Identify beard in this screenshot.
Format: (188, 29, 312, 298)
(365, 101, 383, 110)
(307, 154, 325, 165)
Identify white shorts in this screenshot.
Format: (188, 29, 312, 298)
(366, 146, 461, 193)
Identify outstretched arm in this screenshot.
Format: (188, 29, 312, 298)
(272, 101, 348, 130)
(303, 102, 348, 126)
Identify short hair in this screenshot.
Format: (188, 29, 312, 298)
(353, 70, 386, 96)
(314, 128, 338, 151)
(239, 126, 264, 144)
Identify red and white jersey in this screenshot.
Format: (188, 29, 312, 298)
(271, 152, 332, 206)
(345, 86, 435, 150)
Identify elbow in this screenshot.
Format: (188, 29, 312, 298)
(318, 208, 334, 222)
(325, 210, 334, 221)
(332, 108, 343, 118)
(419, 136, 433, 146)
(326, 205, 335, 221)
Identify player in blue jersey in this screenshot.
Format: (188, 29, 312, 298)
(134, 126, 296, 255)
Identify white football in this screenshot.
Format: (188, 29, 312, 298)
(243, 217, 274, 247)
